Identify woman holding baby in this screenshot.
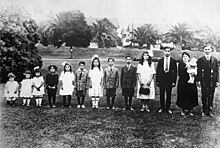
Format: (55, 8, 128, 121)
(176, 52, 198, 116)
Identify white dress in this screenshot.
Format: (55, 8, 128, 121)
(20, 79, 33, 98)
(4, 81, 19, 98)
(137, 62, 156, 99)
(32, 76, 45, 96)
(59, 71, 75, 95)
(89, 67, 103, 97)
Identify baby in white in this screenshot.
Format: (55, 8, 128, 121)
(186, 57, 197, 84)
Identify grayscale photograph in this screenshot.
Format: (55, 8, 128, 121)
(0, 0, 220, 147)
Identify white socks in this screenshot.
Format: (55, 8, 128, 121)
(36, 98, 42, 106)
(92, 97, 99, 108)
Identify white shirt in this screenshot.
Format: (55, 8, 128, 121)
(164, 56, 170, 72)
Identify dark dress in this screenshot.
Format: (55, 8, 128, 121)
(176, 61, 198, 110)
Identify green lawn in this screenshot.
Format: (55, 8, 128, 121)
(1, 58, 220, 147)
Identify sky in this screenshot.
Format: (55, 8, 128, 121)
(1, 0, 220, 31)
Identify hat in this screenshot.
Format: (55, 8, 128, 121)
(33, 66, 41, 73)
(8, 72, 16, 78)
(91, 54, 99, 61)
(48, 65, 58, 71)
(24, 70, 31, 74)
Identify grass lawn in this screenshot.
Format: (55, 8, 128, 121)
(1, 58, 220, 147)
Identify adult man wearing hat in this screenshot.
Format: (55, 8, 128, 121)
(197, 45, 219, 117)
(156, 47, 177, 114)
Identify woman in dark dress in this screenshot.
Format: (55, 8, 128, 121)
(176, 52, 198, 115)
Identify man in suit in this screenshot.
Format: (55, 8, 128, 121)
(121, 56, 137, 110)
(156, 47, 177, 113)
(197, 45, 219, 117)
(103, 58, 119, 110)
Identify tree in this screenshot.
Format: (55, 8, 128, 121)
(132, 24, 159, 49)
(92, 18, 120, 48)
(0, 6, 42, 82)
(49, 10, 93, 49)
(168, 23, 193, 49)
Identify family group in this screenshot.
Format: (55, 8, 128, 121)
(4, 45, 219, 117)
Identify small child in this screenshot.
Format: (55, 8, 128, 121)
(75, 61, 89, 108)
(103, 58, 119, 110)
(46, 65, 59, 107)
(89, 55, 104, 109)
(32, 67, 45, 107)
(20, 70, 33, 106)
(59, 62, 75, 108)
(187, 57, 197, 84)
(4, 73, 19, 106)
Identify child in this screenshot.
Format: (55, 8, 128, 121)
(103, 58, 119, 110)
(75, 61, 89, 108)
(187, 57, 197, 84)
(32, 66, 45, 107)
(59, 62, 75, 108)
(20, 70, 33, 106)
(89, 55, 104, 109)
(4, 73, 19, 106)
(46, 65, 59, 107)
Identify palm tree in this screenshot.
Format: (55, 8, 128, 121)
(132, 24, 159, 49)
(168, 23, 193, 49)
(92, 19, 119, 48)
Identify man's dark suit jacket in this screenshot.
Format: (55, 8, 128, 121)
(120, 65, 137, 88)
(197, 56, 219, 86)
(156, 57, 177, 87)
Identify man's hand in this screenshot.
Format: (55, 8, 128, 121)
(216, 82, 219, 87)
(172, 83, 176, 87)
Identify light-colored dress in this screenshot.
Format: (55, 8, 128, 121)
(4, 81, 19, 98)
(89, 67, 103, 97)
(137, 62, 156, 99)
(32, 76, 45, 96)
(20, 79, 33, 98)
(59, 71, 75, 95)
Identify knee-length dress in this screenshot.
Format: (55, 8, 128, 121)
(176, 61, 198, 110)
(59, 71, 75, 96)
(137, 62, 156, 99)
(4, 81, 19, 98)
(32, 76, 45, 96)
(89, 67, 103, 97)
(20, 79, 33, 98)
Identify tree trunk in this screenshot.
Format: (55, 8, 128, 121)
(70, 46, 73, 59)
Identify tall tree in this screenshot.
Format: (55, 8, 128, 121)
(92, 19, 120, 48)
(49, 10, 93, 49)
(168, 23, 193, 49)
(132, 24, 159, 49)
(0, 6, 42, 82)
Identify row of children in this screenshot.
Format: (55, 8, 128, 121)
(4, 55, 137, 110)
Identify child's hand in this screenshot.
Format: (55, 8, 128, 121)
(14, 91, 17, 94)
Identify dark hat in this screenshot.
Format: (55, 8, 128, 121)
(48, 65, 58, 71)
(8, 72, 16, 78)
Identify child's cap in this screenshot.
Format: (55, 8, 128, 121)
(48, 65, 58, 71)
(8, 72, 16, 78)
(34, 66, 41, 73)
(24, 70, 31, 74)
